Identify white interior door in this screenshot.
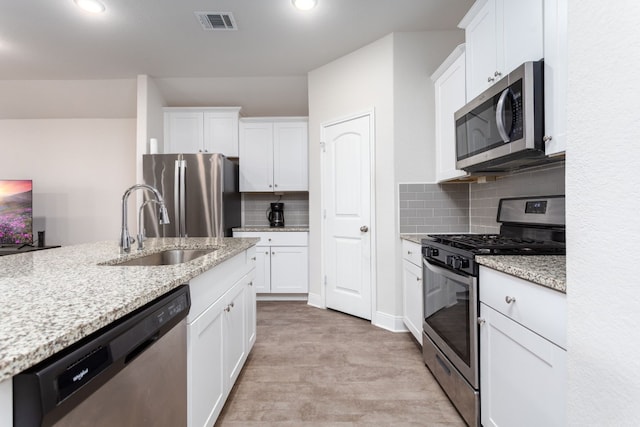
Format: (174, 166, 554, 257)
(322, 114, 372, 320)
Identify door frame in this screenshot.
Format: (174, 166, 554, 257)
(319, 109, 377, 322)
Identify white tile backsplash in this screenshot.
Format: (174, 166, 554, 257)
(399, 162, 566, 235)
(242, 193, 309, 227)
(399, 183, 469, 234)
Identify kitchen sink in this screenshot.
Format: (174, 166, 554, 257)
(111, 248, 217, 266)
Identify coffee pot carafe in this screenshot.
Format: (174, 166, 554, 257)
(267, 202, 285, 227)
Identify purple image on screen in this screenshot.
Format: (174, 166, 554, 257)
(0, 180, 33, 245)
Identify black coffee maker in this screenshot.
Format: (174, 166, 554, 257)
(267, 202, 285, 227)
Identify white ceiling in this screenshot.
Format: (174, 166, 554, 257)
(0, 0, 473, 80)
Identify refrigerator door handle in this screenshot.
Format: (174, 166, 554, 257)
(212, 154, 224, 237)
(178, 159, 187, 237)
(174, 160, 181, 237)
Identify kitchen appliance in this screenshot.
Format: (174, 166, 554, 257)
(13, 285, 191, 427)
(267, 202, 285, 227)
(455, 60, 553, 173)
(142, 153, 240, 238)
(421, 195, 565, 426)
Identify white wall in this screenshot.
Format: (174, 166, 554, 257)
(0, 80, 136, 119)
(0, 119, 136, 245)
(308, 31, 463, 325)
(566, 0, 640, 424)
(308, 34, 394, 322)
(0, 77, 307, 119)
(136, 75, 167, 183)
(154, 76, 309, 116)
(393, 31, 464, 184)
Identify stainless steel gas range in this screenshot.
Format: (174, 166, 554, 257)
(421, 195, 566, 427)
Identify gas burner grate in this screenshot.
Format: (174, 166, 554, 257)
(427, 233, 566, 255)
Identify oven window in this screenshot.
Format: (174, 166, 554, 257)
(423, 265, 471, 365)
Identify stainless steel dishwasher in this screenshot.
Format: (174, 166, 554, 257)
(13, 285, 190, 427)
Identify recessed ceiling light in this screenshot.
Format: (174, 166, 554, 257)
(292, 0, 317, 11)
(74, 0, 106, 14)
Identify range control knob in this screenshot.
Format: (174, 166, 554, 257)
(427, 247, 439, 257)
(452, 256, 470, 270)
(446, 255, 455, 267)
(453, 257, 462, 269)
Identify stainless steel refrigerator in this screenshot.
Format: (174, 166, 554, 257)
(142, 153, 240, 238)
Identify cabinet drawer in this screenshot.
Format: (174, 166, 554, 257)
(233, 231, 308, 246)
(480, 266, 566, 349)
(401, 240, 422, 266)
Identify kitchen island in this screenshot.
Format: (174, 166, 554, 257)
(0, 237, 258, 426)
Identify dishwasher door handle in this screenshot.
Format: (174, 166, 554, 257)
(124, 333, 159, 365)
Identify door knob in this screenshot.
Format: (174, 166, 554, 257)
(360, 225, 369, 232)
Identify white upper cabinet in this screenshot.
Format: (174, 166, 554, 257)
(431, 44, 469, 182)
(239, 117, 308, 192)
(460, 0, 544, 100)
(543, 0, 568, 157)
(164, 107, 241, 157)
(273, 122, 309, 192)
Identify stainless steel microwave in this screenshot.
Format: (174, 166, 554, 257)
(455, 60, 548, 173)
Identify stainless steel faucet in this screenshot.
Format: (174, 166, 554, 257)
(120, 184, 170, 253)
(137, 199, 161, 251)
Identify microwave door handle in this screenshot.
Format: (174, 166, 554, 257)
(496, 88, 511, 143)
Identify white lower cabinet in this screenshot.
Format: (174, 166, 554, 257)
(187, 248, 256, 427)
(246, 269, 257, 349)
(188, 288, 226, 427)
(0, 379, 11, 427)
(479, 266, 566, 427)
(401, 240, 423, 343)
(233, 231, 308, 295)
(270, 246, 308, 293)
(223, 278, 248, 388)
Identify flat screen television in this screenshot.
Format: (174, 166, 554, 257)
(0, 180, 33, 246)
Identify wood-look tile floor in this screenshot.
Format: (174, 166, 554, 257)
(215, 301, 465, 426)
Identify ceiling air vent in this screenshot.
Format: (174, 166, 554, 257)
(195, 12, 237, 31)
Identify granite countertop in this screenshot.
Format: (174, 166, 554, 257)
(233, 226, 309, 232)
(0, 237, 258, 382)
(400, 234, 430, 245)
(476, 255, 566, 293)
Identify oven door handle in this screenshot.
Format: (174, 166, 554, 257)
(423, 258, 476, 287)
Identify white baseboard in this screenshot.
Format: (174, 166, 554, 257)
(257, 294, 308, 302)
(306, 292, 324, 308)
(373, 310, 409, 333)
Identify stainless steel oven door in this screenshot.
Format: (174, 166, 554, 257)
(423, 257, 478, 388)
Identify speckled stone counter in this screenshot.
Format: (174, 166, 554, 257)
(0, 237, 258, 381)
(233, 226, 309, 232)
(400, 234, 430, 245)
(476, 255, 566, 293)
